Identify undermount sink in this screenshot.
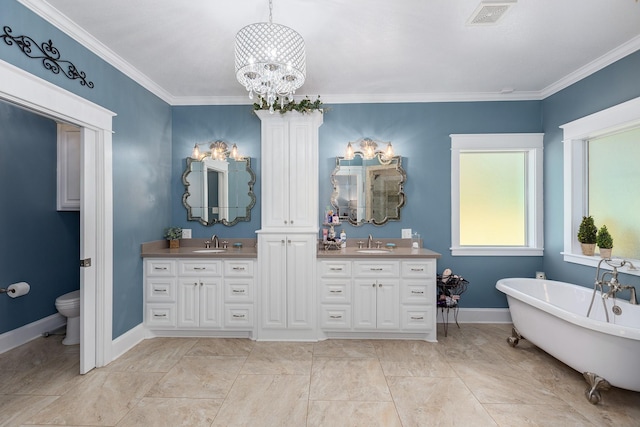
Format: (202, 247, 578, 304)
(192, 249, 227, 253)
(356, 249, 391, 254)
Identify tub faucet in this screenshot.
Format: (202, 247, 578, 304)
(367, 234, 373, 248)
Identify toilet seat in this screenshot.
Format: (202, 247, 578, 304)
(55, 290, 80, 307)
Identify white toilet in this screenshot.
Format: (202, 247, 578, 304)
(55, 290, 80, 345)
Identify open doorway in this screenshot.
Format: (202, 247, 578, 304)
(0, 59, 114, 373)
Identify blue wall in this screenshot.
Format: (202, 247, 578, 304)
(0, 1, 172, 338)
(541, 50, 640, 290)
(0, 102, 80, 334)
(171, 106, 262, 238)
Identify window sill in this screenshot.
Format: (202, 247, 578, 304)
(451, 247, 543, 257)
(562, 252, 640, 277)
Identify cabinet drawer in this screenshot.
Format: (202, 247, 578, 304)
(145, 259, 176, 276)
(401, 261, 435, 278)
(146, 304, 176, 328)
(224, 260, 254, 277)
(224, 305, 254, 328)
(319, 260, 352, 277)
(320, 279, 351, 303)
(178, 260, 222, 276)
(401, 280, 435, 304)
(224, 279, 253, 303)
(401, 306, 434, 331)
(145, 278, 176, 302)
(320, 305, 352, 329)
(353, 261, 399, 277)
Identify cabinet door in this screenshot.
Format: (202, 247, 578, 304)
(56, 123, 81, 211)
(177, 278, 200, 328)
(286, 235, 315, 329)
(261, 121, 290, 228)
(259, 236, 288, 329)
(199, 278, 222, 328)
(376, 279, 400, 330)
(287, 121, 318, 228)
(353, 279, 377, 329)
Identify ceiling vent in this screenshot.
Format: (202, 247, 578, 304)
(467, 0, 516, 26)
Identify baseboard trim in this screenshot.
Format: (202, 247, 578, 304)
(110, 323, 146, 362)
(0, 314, 66, 354)
(436, 307, 512, 324)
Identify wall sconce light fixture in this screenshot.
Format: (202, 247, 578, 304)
(344, 138, 396, 161)
(191, 140, 241, 161)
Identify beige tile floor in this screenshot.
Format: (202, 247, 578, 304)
(1, 323, 639, 426)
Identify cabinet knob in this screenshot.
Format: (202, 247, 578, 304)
(372, 283, 375, 288)
(290, 220, 294, 224)
(284, 220, 288, 224)
(281, 240, 285, 244)
(193, 282, 198, 286)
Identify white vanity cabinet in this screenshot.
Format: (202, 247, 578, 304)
(255, 110, 323, 340)
(258, 234, 316, 334)
(353, 261, 400, 330)
(318, 257, 437, 341)
(177, 260, 222, 328)
(143, 257, 255, 335)
(256, 110, 323, 230)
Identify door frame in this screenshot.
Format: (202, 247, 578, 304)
(0, 59, 114, 373)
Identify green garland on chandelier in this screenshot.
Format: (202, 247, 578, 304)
(253, 96, 325, 114)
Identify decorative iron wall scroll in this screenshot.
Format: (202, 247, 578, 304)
(1, 25, 94, 89)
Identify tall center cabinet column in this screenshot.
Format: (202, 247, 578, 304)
(255, 110, 323, 341)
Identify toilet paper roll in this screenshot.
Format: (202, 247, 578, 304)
(7, 282, 30, 298)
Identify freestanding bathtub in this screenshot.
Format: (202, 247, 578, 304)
(496, 277, 640, 403)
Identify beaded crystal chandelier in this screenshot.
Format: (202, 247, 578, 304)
(234, 0, 306, 113)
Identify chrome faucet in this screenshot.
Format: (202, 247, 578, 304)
(211, 234, 220, 249)
(367, 234, 373, 248)
(589, 259, 638, 321)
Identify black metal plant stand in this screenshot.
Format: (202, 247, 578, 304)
(436, 270, 469, 337)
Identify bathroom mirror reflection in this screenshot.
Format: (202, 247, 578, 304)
(182, 156, 256, 226)
(331, 152, 406, 226)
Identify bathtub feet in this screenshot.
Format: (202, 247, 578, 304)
(583, 372, 611, 404)
(506, 327, 524, 347)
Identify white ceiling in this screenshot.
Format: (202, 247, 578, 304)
(21, 0, 640, 105)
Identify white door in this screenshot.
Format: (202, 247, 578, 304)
(79, 128, 97, 374)
(286, 235, 315, 329)
(259, 235, 287, 328)
(353, 279, 376, 329)
(178, 279, 199, 328)
(200, 279, 222, 328)
(376, 280, 400, 330)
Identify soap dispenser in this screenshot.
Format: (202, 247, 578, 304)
(340, 230, 347, 248)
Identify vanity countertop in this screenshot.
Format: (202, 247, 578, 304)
(317, 239, 440, 259)
(141, 239, 257, 259)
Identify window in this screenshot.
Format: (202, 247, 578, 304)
(562, 96, 640, 276)
(451, 133, 544, 256)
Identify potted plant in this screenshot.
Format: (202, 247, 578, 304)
(577, 216, 598, 256)
(596, 225, 613, 259)
(164, 226, 182, 249)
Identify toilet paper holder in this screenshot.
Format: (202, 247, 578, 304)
(1, 282, 30, 298)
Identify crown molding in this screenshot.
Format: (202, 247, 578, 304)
(19, 0, 640, 107)
(18, 0, 174, 104)
(540, 35, 640, 99)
